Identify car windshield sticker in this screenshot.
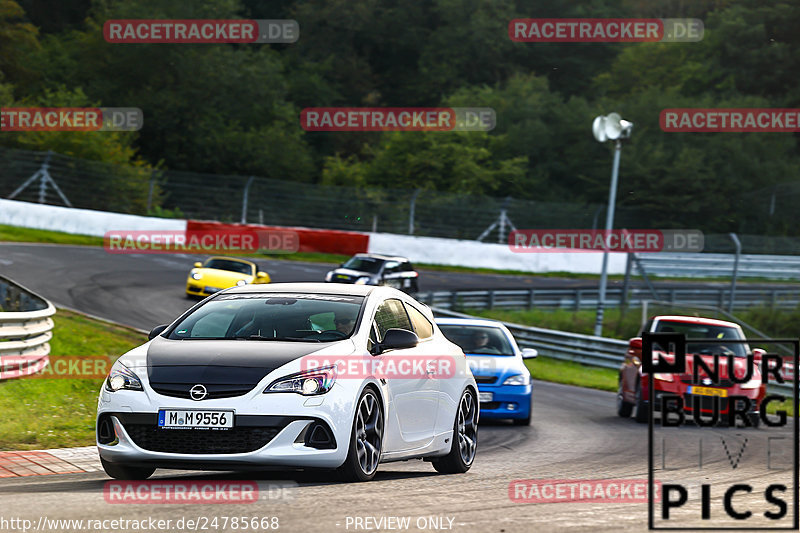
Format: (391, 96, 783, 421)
(216, 292, 364, 304)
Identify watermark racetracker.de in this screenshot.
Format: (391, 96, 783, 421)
(661, 109, 800, 132)
(1, 108, 142, 131)
(509, 229, 704, 253)
(103, 229, 299, 254)
(103, 19, 299, 44)
(509, 18, 703, 43)
(300, 108, 495, 132)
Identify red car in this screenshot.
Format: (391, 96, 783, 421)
(617, 315, 766, 427)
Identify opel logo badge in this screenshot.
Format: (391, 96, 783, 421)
(190, 384, 208, 401)
(702, 378, 712, 386)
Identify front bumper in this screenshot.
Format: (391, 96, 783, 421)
(648, 380, 762, 418)
(185, 282, 222, 297)
(476, 383, 532, 420)
(97, 382, 354, 470)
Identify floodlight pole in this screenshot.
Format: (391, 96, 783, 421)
(593, 139, 622, 337)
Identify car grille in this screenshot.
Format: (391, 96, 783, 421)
(123, 424, 281, 454)
(680, 377, 735, 387)
(480, 402, 501, 410)
(150, 383, 256, 400)
(474, 375, 498, 385)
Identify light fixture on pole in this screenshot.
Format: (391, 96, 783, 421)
(592, 112, 633, 337)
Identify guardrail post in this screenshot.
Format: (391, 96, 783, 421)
(728, 233, 741, 312)
(771, 290, 777, 308)
(527, 289, 535, 309)
(450, 292, 458, 310)
(575, 290, 582, 311)
(621, 253, 633, 308)
(241, 176, 255, 224)
(488, 291, 495, 310)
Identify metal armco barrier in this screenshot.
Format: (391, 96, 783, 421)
(419, 286, 800, 311)
(636, 252, 800, 280)
(0, 275, 54, 380)
(431, 308, 794, 397)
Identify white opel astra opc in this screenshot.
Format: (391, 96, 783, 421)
(97, 283, 478, 481)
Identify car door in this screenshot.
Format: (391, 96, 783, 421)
(372, 298, 438, 451)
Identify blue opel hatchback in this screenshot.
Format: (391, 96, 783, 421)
(436, 318, 537, 425)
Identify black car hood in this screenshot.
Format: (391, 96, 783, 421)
(146, 337, 330, 390)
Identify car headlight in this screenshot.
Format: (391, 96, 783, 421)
(105, 361, 143, 392)
(324, 271, 333, 282)
(503, 373, 531, 386)
(236, 280, 247, 286)
(191, 272, 202, 280)
(265, 366, 337, 395)
(654, 373, 674, 382)
(354, 276, 371, 285)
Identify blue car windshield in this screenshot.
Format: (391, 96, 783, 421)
(439, 325, 515, 356)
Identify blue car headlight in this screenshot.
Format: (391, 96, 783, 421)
(265, 366, 337, 395)
(503, 373, 531, 386)
(105, 361, 143, 392)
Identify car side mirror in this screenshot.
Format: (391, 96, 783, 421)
(148, 324, 169, 340)
(257, 272, 268, 279)
(374, 328, 418, 354)
(752, 347, 766, 362)
(629, 337, 643, 350)
(521, 348, 538, 359)
(193, 262, 202, 268)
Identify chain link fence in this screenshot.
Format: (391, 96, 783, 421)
(2, 146, 800, 252)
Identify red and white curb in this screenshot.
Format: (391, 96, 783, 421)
(0, 446, 101, 477)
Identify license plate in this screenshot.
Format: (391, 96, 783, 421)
(336, 275, 349, 280)
(688, 386, 728, 397)
(158, 410, 234, 429)
(479, 392, 493, 403)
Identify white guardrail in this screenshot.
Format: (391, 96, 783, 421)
(431, 307, 795, 397)
(0, 275, 54, 380)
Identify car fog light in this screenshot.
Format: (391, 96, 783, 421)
(506, 403, 517, 411)
(302, 378, 319, 395)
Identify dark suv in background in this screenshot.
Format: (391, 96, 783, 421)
(324, 253, 420, 293)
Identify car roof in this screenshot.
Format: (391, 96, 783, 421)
(224, 282, 377, 296)
(353, 253, 410, 263)
(653, 315, 741, 329)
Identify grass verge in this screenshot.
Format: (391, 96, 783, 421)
(0, 309, 145, 450)
(0, 224, 103, 246)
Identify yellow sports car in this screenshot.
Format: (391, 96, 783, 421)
(185, 256, 271, 297)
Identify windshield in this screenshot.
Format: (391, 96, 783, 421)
(342, 257, 383, 274)
(654, 320, 748, 357)
(439, 325, 515, 356)
(168, 293, 364, 341)
(203, 258, 254, 275)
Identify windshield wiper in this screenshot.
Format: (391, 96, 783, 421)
(235, 335, 320, 342)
